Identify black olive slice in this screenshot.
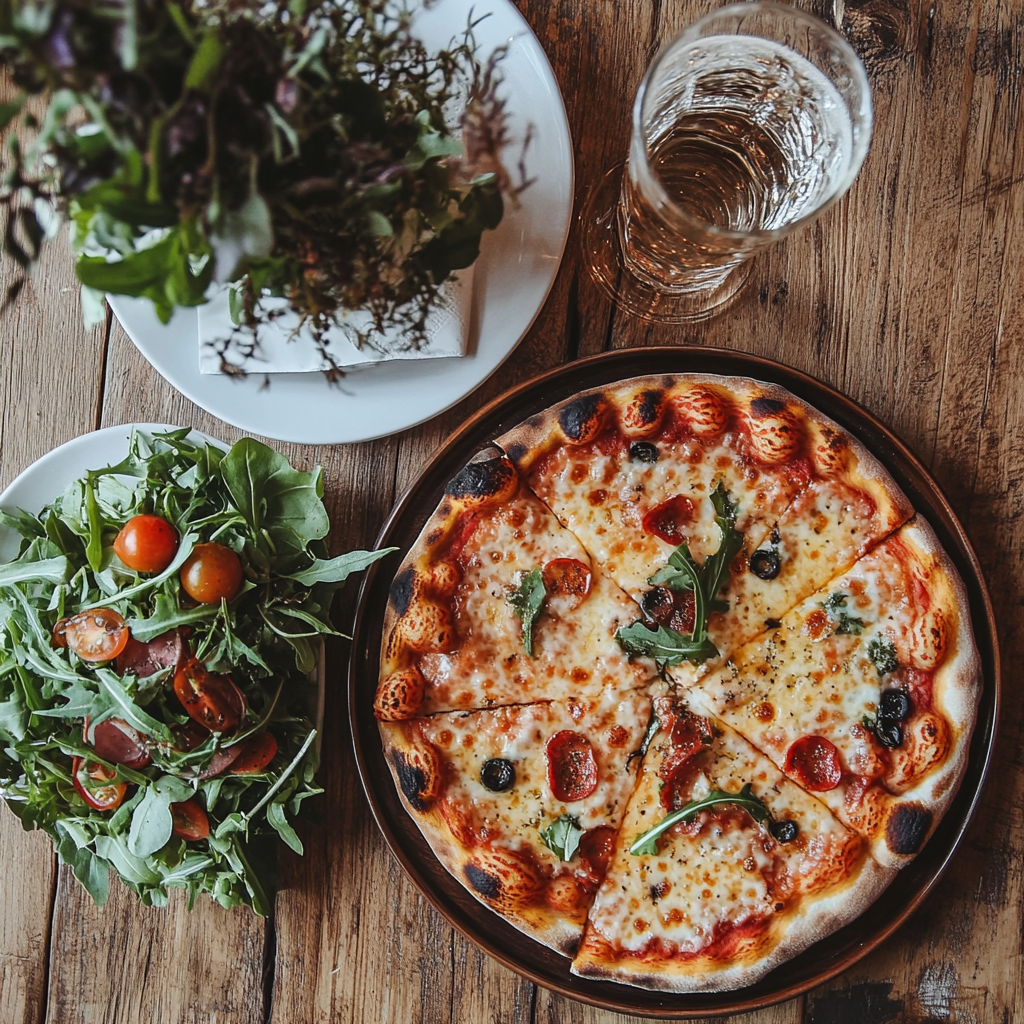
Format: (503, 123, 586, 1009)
(770, 819, 799, 843)
(629, 441, 659, 463)
(480, 758, 516, 792)
(875, 719, 903, 748)
(749, 548, 781, 580)
(769, 526, 781, 545)
(879, 688, 911, 722)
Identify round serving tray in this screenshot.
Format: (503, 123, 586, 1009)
(347, 347, 1000, 1017)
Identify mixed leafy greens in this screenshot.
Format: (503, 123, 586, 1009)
(0, 428, 390, 914)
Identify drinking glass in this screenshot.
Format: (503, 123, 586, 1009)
(582, 2, 872, 322)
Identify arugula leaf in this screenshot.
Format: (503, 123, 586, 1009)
(128, 775, 195, 857)
(615, 620, 719, 667)
(628, 783, 771, 856)
(282, 547, 397, 586)
(506, 569, 547, 657)
(540, 813, 583, 862)
(868, 636, 899, 676)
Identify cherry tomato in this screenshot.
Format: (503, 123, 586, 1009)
(170, 799, 210, 841)
(180, 543, 244, 604)
(72, 756, 126, 811)
(230, 732, 278, 774)
(784, 735, 844, 792)
(641, 495, 696, 545)
(541, 558, 593, 610)
(87, 717, 151, 769)
(113, 514, 180, 574)
(173, 659, 246, 732)
(545, 730, 598, 802)
(55, 608, 130, 663)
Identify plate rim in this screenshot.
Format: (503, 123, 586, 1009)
(346, 346, 1001, 1017)
(108, 0, 575, 446)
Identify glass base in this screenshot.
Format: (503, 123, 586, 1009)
(580, 165, 753, 323)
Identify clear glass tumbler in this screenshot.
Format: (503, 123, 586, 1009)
(582, 2, 873, 322)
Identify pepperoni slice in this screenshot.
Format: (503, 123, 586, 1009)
(542, 558, 593, 609)
(784, 735, 843, 792)
(88, 717, 151, 769)
(659, 710, 711, 809)
(641, 496, 696, 545)
(116, 629, 188, 679)
(546, 730, 598, 802)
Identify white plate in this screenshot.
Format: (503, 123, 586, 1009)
(109, 0, 574, 445)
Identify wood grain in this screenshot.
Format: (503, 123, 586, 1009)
(1, 0, 1023, 1019)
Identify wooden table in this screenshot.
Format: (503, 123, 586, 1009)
(2, 0, 1021, 1020)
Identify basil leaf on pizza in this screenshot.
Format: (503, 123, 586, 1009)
(540, 813, 584, 862)
(506, 568, 547, 656)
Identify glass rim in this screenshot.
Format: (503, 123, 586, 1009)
(629, 1, 874, 245)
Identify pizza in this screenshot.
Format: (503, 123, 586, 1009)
(374, 373, 981, 992)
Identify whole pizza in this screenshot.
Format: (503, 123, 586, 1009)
(373, 373, 981, 992)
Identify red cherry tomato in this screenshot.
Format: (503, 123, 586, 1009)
(784, 735, 844, 792)
(546, 730, 599, 802)
(87, 717, 151, 769)
(170, 799, 210, 841)
(179, 543, 244, 604)
(641, 495, 696, 545)
(230, 732, 278, 774)
(55, 608, 130, 663)
(72, 756, 127, 811)
(173, 659, 246, 732)
(541, 558, 593, 609)
(113, 514, 180, 573)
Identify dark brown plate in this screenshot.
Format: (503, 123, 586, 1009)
(347, 347, 1000, 1017)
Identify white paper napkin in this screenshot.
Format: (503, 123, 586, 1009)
(197, 267, 473, 374)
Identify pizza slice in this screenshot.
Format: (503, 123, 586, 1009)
(687, 518, 981, 868)
(378, 689, 653, 954)
(376, 450, 659, 720)
(571, 696, 893, 992)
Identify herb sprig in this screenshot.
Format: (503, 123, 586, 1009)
(617, 483, 743, 668)
(0, 429, 393, 914)
(506, 568, 546, 657)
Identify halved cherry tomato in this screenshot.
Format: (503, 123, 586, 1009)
(230, 732, 278, 774)
(173, 659, 246, 732)
(784, 735, 843, 792)
(113, 514, 180, 574)
(180, 543, 244, 604)
(541, 558, 593, 610)
(170, 799, 210, 841)
(72, 756, 127, 811)
(87, 716, 151, 769)
(545, 730, 598, 802)
(641, 495, 696, 545)
(55, 608, 130, 663)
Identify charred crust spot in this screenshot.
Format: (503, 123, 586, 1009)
(438, 502, 452, 518)
(389, 567, 418, 617)
(504, 442, 528, 464)
(425, 528, 443, 546)
(750, 396, 787, 418)
(556, 935, 579, 957)
(886, 802, 932, 855)
(526, 413, 544, 428)
(392, 750, 430, 812)
(634, 389, 664, 425)
(464, 863, 501, 899)
(445, 458, 516, 501)
(559, 394, 605, 442)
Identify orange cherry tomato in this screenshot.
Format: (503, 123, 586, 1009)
(55, 608, 130, 663)
(179, 543, 244, 604)
(170, 799, 210, 841)
(72, 756, 127, 811)
(113, 514, 180, 573)
(173, 659, 246, 732)
(230, 732, 278, 774)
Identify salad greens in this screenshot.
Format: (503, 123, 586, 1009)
(0, 428, 392, 915)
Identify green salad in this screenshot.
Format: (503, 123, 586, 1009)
(0, 429, 390, 915)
